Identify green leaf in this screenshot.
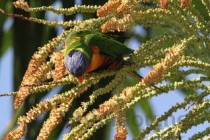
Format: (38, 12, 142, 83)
(127, 108, 140, 137)
(0, 27, 12, 57)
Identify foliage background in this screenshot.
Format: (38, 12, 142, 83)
(0, 0, 209, 140)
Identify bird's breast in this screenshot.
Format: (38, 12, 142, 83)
(86, 45, 106, 72)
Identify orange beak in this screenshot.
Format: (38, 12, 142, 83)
(77, 76, 84, 83)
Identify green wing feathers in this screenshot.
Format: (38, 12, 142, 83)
(84, 31, 133, 57)
(66, 30, 133, 56)
(65, 30, 133, 59)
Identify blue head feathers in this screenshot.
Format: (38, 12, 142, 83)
(65, 50, 90, 77)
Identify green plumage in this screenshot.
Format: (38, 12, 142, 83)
(65, 30, 133, 58)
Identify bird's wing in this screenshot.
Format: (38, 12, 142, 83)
(84, 32, 133, 57)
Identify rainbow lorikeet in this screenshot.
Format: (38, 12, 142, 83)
(64, 30, 133, 82)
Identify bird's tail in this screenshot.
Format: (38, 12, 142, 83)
(126, 71, 164, 92)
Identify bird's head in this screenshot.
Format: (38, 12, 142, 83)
(64, 32, 93, 82)
(64, 50, 90, 82)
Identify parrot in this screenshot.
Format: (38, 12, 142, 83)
(64, 30, 133, 83)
